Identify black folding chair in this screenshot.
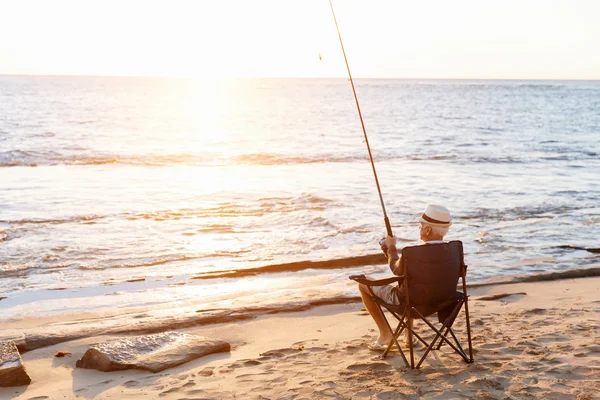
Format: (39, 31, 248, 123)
(351, 240, 474, 369)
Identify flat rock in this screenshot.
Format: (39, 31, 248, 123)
(76, 332, 230, 373)
(0, 341, 31, 387)
(477, 292, 527, 301)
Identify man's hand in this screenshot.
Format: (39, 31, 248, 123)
(385, 235, 397, 248)
(379, 235, 396, 255)
(379, 237, 388, 254)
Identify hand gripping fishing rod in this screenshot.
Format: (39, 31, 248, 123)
(328, 0, 393, 237)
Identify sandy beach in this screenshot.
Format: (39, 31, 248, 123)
(2, 1, 599, 398)
(1, 275, 598, 400)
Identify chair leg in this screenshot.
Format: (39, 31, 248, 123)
(407, 317, 415, 369)
(413, 309, 468, 368)
(382, 320, 404, 359)
(435, 300, 463, 350)
(415, 320, 466, 368)
(447, 328, 469, 362)
(442, 298, 473, 363)
(438, 304, 471, 363)
(435, 326, 451, 350)
(461, 268, 474, 363)
(379, 308, 409, 367)
(463, 298, 474, 363)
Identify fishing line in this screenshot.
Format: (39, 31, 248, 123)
(328, 0, 393, 237)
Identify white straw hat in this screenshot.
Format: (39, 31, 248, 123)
(418, 205, 452, 227)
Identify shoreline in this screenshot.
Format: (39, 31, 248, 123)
(1, 265, 599, 354)
(1, 275, 599, 399)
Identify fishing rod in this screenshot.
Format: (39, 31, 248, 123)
(328, 0, 393, 237)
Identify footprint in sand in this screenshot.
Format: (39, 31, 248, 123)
(520, 376, 539, 385)
(159, 387, 180, 396)
(524, 348, 546, 355)
(178, 398, 209, 400)
(301, 346, 328, 352)
(292, 360, 311, 365)
(122, 380, 140, 388)
(346, 362, 393, 371)
(259, 348, 302, 357)
(547, 366, 574, 376)
(521, 308, 547, 316)
(463, 376, 506, 391)
(514, 385, 546, 395)
(291, 339, 319, 346)
(468, 364, 490, 372)
(198, 367, 214, 376)
(515, 339, 541, 347)
(584, 345, 600, 354)
(480, 342, 505, 349)
(177, 398, 208, 400)
(236, 372, 272, 380)
(185, 389, 207, 395)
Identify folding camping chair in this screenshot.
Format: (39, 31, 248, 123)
(350, 240, 474, 369)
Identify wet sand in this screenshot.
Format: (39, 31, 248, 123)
(1, 276, 599, 399)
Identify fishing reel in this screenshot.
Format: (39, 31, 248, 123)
(379, 237, 388, 255)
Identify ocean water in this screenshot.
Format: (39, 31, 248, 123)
(1, 76, 599, 326)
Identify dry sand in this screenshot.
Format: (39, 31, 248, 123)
(1, 276, 598, 400)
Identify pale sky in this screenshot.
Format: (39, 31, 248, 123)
(0, 0, 598, 79)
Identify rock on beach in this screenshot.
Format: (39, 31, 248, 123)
(76, 332, 230, 373)
(0, 341, 31, 387)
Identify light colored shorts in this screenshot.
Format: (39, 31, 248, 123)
(368, 278, 402, 305)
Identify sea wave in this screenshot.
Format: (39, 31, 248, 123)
(191, 253, 387, 280)
(0, 194, 337, 232)
(470, 266, 600, 288)
(0, 150, 214, 167)
(0, 263, 40, 277)
(0, 215, 104, 225)
(75, 254, 206, 271)
(404, 81, 565, 89)
(130, 194, 336, 221)
(518, 83, 564, 89)
(5, 149, 592, 168)
(0, 151, 373, 167)
(459, 204, 586, 222)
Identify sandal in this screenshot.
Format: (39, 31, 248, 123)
(368, 342, 388, 351)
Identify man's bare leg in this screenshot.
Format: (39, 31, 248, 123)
(358, 283, 393, 344)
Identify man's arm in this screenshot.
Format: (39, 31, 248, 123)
(381, 236, 402, 276)
(387, 245, 402, 275)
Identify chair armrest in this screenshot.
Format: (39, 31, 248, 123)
(349, 274, 404, 286)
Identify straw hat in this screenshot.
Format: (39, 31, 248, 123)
(418, 205, 452, 227)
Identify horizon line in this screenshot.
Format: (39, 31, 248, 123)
(1, 73, 599, 82)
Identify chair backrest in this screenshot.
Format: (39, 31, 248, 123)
(400, 241, 464, 307)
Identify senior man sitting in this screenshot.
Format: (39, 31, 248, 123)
(357, 204, 453, 351)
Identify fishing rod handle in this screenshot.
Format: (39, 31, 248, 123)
(384, 215, 393, 237)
